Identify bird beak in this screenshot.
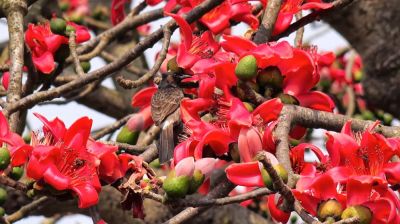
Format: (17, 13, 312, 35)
(178, 74, 192, 80)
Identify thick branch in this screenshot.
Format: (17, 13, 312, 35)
(253, 0, 282, 44)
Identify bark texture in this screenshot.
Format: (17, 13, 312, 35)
(325, 0, 400, 116)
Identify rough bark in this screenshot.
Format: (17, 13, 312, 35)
(325, 0, 400, 116)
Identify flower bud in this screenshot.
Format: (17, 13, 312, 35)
(188, 170, 205, 194)
(0, 147, 11, 170)
(65, 25, 76, 35)
(116, 126, 139, 145)
(235, 55, 258, 80)
(163, 171, 190, 198)
(257, 66, 283, 88)
(50, 18, 67, 35)
(10, 166, 24, 180)
(69, 13, 83, 24)
(361, 110, 375, 120)
(80, 61, 91, 73)
(59, 2, 70, 11)
(353, 70, 363, 83)
(341, 205, 372, 224)
(317, 199, 343, 221)
(0, 188, 7, 205)
(261, 164, 288, 190)
(149, 159, 161, 169)
(278, 93, 299, 105)
(383, 113, 393, 125)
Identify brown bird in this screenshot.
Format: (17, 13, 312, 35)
(151, 72, 190, 163)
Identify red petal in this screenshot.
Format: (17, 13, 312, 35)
(346, 178, 372, 206)
(72, 184, 99, 208)
(131, 86, 157, 109)
(238, 127, 263, 163)
(301, 2, 333, 10)
(64, 117, 92, 149)
(296, 91, 335, 112)
(43, 164, 70, 190)
(221, 35, 257, 56)
(175, 157, 195, 177)
(194, 129, 234, 159)
(252, 98, 283, 123)
(34, 113, 66, 140)
(111, 0, 128, 25)
(267, 194, 291, 223)
(1, 72, 9, 90)
(225, 162, 264, 187)
(32, 51, 55, 74)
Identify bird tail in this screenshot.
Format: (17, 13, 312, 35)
(159, 121, 174, 163)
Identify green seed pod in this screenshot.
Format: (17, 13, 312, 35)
(116, 126, 139, 145)
(59, 2, 70, 11)
(10, 166, 24, 180)
(163, 172, 190, 198)
(361, 110, 375, 121)
(50, 18, 67, 35)
(80, 61, 91, 73)
(65, 25, 76, 36)
(278, 93, 299, 105)
(341, 206, 372, 224)
(0, 207, 4, 216)
(0, 147, 10, 170)
(261, 164, 288, 190)
(235, 55, 258, 80)
(317, 199, 343, 221)
(0, 188, 7, 205)
(188, 170, 205, 194)
(383, 113, 393, 125)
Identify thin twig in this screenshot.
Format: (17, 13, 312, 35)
(294, 11, 304, 47)
(345, 51, 356, 116)
(117, 24, 172, 89)
(68, 31, 85, 76)
(331, 217, 360, 224)
(253, 0, 282, 44)
(92, 114, 132, 139)
(5, 196, 49, 223)
(256, 152, 319, 224)
(0, 175, 28, 192)
(99, 141, 148, 154)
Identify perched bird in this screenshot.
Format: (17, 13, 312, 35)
(151, 72, 190, 163)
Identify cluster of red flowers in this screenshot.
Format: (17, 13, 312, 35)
(0, 111, 138, 208)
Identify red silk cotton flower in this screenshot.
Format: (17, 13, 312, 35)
(25, 21, 90, 74)
(27, 114, 130, 208)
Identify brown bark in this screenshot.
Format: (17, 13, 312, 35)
(325, 0, 400, 116)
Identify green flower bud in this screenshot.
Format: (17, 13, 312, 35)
(361, 110, 375, 121)
(188, 170, 205, 194)
(50, 18, 67, 35)
(235, 55, 258, 80)
(257, 66, 283, 88)
(10, 166, 24, 180)
(0, 147, 11, 170)
(23, 133, 31, 144)
(80, 61, 91, 73)
(317, 199, 343, 221)
(278, 93, 299, 105)
(290, 215, 298, 224)
(163, 172, 190, 198)
(383, 113, 393, 125)
(341, 206, 372, 224)
(116, 126, 139, 145)
(0, 188, 7, 205)
(0, 207, 4, 216)
(261, 164, 288, 190)
(65, 25, 76, 36)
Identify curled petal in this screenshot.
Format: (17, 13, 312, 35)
(194, 129, 234, 159)
(34, 113, 66, 140)
(267, 194, 291, 223)
(252, 98, 283, 123)
(296, 91, 335, 112)
(72, 184, 100, 208)
(131, 86, 158, 109)
(225, 162, 264, 187)
(238, 127, 263, 163)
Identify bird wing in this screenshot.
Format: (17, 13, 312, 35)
(151, 87, 183, 126)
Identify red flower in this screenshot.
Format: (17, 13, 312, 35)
(111, 0, 163, 25)
(1, 72, 9, 90)
(165, 0, 259, 34)
(166, 13, 219, 70)
(326, 121, 400, 185)
(28, 114, 129, 208)
(25, 22, 90, 74)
